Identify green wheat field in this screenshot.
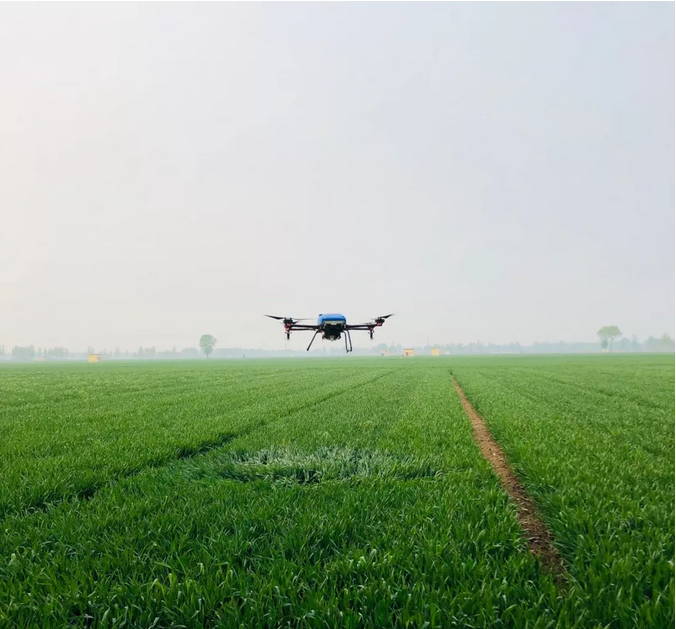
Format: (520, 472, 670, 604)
(0, 355, 673, 628)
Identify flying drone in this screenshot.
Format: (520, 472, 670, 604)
(265, 313, 393, 353)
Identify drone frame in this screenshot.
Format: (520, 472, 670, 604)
(265, 314, 392, 353)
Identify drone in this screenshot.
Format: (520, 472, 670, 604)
(265, 313, 393, 353)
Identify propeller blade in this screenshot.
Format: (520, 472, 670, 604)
(374, 314, 394, 320)
(265, 315, 313, 324)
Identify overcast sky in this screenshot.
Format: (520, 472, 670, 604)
(1, 3, 673, 352)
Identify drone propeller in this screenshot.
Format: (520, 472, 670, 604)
(373, 314, 394, 326)
(265, 315, 310, 325)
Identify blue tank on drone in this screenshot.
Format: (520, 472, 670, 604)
(317, 313, 347, 325)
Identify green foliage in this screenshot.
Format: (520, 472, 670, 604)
(452, 355, 674, 628)
(0, 356, 672, 627)
(0, 361, 383, 518)
(199, 334, 217, 358)
(645, 334, 676, 352)
(44, 347, 68, 360)
(0, 362, 560, 628)
(597, 325, 622, 351)
(134, 346, 156, 359)
(11, 345, 35, 361)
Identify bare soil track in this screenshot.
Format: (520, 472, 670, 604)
(453, 377, 567, 583)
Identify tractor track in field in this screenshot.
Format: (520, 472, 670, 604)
(7, 370, 396, 521)
(452, 377, 567, 584)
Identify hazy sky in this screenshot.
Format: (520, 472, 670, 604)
(1, 3, 673, 352)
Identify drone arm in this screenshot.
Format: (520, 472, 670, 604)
(345, 325, 377, 342)
(347, 314, 392, 331)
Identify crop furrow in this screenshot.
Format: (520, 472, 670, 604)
(6, 369, 396, 520)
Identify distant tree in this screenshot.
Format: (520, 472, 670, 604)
(45, 347, 68, 360)
(133, 346, 156, 359)
(199, 334, 217, 359)
(158, 348, 181, 359)
(660, 334, 675, 351)
(617, 337, 632, 352)
(0, 344, 4, 359)
(12, 345, 36, 361)
(647, 334, 676, 353)
(597, 326, 622, 352)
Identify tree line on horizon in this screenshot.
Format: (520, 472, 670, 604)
(2, 332, 674, 362)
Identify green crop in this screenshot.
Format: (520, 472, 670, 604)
(452, 354, 675, 628)
(0, 361, 392, 517)
(0, 355, 672, 628)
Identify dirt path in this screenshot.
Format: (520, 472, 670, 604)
(452, 377, 567, 583)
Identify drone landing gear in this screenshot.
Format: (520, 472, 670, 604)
(306, 331, 319, 352)
(344, 329, 353, 353)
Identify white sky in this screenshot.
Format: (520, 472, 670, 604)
(1, 3, 673, 351)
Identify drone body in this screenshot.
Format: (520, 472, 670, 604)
(265, 313, 393, 353)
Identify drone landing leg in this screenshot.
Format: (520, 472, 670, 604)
(345, 329, 353, 353)
(306, 331, 319, 352)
